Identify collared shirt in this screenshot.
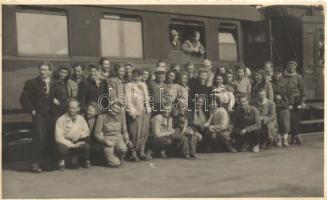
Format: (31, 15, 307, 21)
(55, 114, 90, 148)
(42, 77, 51, 95)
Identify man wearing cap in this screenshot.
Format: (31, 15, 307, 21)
(93, 100, 132, 167)
(280, 60, 305, 145)
(181, 31, 205, 57)
(170, 29, 181, 51)
(148, 66, 168, 116)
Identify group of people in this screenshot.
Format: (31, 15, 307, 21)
(19, 57, 306, 173)
(170, 29, 205, 57)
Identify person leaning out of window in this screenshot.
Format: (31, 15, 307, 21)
(181, 31, 205, 56)
(170, 29, 181, 51)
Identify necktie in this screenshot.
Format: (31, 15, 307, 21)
(42, 80, 48, 96)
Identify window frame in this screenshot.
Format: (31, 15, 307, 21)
(169, 18, 206, 47)
(217, 20, 241, 63)
(15, 7, 70, 58)
(100, 13, 144, 59)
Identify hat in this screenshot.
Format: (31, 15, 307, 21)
(171, 29, 179, 35)
(155, 66, 166, 74)
(203, 59, 212, 67)
(287, 60, 298, 66)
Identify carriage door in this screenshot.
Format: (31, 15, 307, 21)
(243, 20, 271, 69)
(302, 18, 324, 101)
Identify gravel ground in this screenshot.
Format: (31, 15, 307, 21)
(2, 134, 324, 198)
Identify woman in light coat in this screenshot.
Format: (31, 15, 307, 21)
(125, 69, 151, 161)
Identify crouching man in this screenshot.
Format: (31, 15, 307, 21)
(205, 96, 237, 153)
(93, 100, 132, 167)
(232, 93, 262, 153)
(55, 99, 91, 170)
(254, 89, 277, 149)
(146, 105, 182, 159)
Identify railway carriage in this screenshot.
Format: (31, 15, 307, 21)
(2, 5, 324, 162)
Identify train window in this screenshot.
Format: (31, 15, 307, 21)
(100, 14, 143, 58)
(170, 19, 205, 57)
(16, 10, 69, 56)
(218, 23, 238, 62)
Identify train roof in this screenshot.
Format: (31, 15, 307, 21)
(102, 5, 264, 21)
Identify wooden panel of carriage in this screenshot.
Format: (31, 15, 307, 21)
(2, 5, 264, 124)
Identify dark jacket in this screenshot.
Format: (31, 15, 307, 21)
(78, 78, 108, 111)
(232, 105, 261, 133)
(280, 70, 305, 106)
(272, 79, 290, 110)
(20, 77, 55, 115)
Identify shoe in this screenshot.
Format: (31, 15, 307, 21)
(290, 135, 296, 145)
(129, 154, 139, 162)
(159, 150, 168, 158)
(71, 155, 80, 169)
(260, 143, 267, 150)
(190, 154, 197, 159)
(144, 150, 153, 160)
(138, 154, 147, 161)
(282, 134, 290, 147)
(252, 145, 260, 153)
(276, 135, 282, 147)
(183, 154, 191, 159)
(226, 145, 237, 153)
(82, 160, 91, 168)
(57, 160, 65, 171)
(295, 135, 303, 145)
(238, 144, 248, 152)
(31, 162, 42, 173)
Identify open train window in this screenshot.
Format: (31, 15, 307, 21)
(100, 14, 143, 58)
(218, 23, 238, 62)
(170, 19, 205, 57)
(16, 8, 69, 57)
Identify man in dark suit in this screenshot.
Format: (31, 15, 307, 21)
(20, 62, 56, 173)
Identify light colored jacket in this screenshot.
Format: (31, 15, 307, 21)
(125, 82, 151, 116)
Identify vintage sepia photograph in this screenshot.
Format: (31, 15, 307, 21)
(2, 4, 325, 198)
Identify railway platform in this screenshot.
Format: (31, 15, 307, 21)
(2, 133, 324, 198)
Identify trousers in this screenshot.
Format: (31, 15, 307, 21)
(56, 143, 90, 161)
(32, 113, 55, 162)
(101, 135, 127, 167)
(233, 129, 260, 149)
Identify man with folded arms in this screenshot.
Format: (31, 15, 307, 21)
(55, 99, 91, 170)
